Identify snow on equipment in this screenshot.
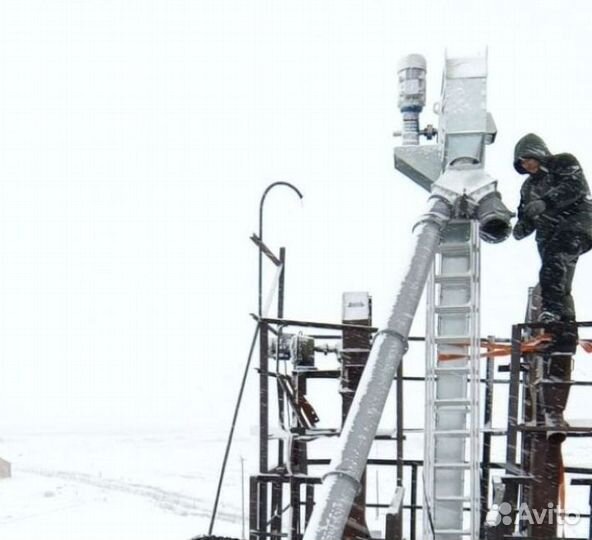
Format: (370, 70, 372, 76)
(204, 52, 592, 540)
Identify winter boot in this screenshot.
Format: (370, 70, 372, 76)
(542, 354, 572, 443)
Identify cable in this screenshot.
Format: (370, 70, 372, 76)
(208, 322, 260, 535)
(209, 264, 284, 535)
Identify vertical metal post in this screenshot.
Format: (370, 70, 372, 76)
(305, 484, 315, 525)
(588, 486, 592, 540)
(290, 325, 309, 540)
(340, 292, 372, 540)
(519, 346, 534, 537)
(480, 336, 495, 536)
(259, 322, 269, 535)
(411, 464, 418, 540)
(271, 481, 283, 537)
(291, 360, 308, 534)
(277, 248, 286, 469)
(250, 477, 259, 540)
(271, 249, 286, 539)
(278, 247, 286, 317)
(260, 322, 269, 473)
(241, 456, 246, 540)
(396, 362, 404, 487)
(291, 478, 301, 540)
(502, 325, 523, 538)
(506, 325, 522, 469)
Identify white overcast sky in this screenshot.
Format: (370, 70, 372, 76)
(1, 0, 592, 432)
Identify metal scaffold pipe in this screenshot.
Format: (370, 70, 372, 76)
(302, 196, 451, 540)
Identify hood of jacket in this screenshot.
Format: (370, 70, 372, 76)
(513, 133, 552, 174)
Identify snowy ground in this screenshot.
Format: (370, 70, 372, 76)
(0, 428, 255, 540)
(1, 380, 592, 539)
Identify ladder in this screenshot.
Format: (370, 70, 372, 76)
(424, 220, 481, 540)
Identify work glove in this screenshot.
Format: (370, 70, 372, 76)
(524, 199, 546, 219)
(512, 221, 531, 240)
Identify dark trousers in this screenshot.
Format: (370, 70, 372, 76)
(538, 232, 588, 321)
(537, 231, 591, 353)
(541, 345, 573, 430)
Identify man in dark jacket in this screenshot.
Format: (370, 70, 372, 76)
(513, 133, 592, 323)
(513, 133, 592, 440)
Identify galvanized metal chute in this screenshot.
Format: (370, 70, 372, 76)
(302, 52, 513, 540)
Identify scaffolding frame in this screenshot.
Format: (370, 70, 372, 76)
(249, 314, 512, 540)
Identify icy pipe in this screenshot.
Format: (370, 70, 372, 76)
(302, 196, 451, 540)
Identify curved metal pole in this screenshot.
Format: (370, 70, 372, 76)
(209, 183, 302, 536)
(258, 181, 303, 317)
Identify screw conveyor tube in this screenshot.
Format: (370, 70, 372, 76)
(302, 196, 451, 540)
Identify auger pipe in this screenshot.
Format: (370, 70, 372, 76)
(302, 196, 451, 540)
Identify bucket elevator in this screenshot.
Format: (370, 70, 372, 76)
(206, 52, 592, 540)
(302, 53, 512, 540)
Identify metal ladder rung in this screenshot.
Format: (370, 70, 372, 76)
(435, 305, 472, 314)
(434, 273, 472, 284)
(434, 366, 470, 374)
(435, 405, 470, 412)
(435, 495, 471, 502)
(433, 429, 470, 437)
(434, 398, 471, 406)
(482, 427, 507, 435)
(437, 243, 471, 255)
(434, 462, 470, 469)
(434, 335, 471, 345)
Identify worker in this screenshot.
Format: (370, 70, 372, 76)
(513, 133, 592, 324)
(513, 133, 592, 440)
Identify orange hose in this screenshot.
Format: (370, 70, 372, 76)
(437, 336, 592, 361)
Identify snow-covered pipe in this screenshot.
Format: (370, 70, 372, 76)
(302, 196, 451, 540)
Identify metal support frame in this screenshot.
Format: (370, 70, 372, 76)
(248, 281, 592, 540)
(485, 320, 592, 540)
(251, 313, 482, 540)
(250, 315, 407, 540)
